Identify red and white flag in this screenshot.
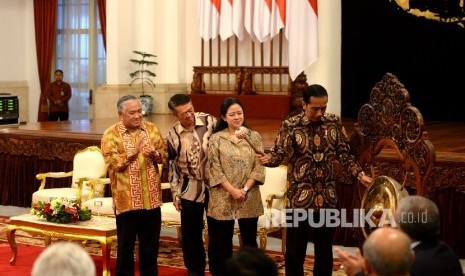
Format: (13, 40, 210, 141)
(220, 0, 233, 40)
(232, 0, 245, 40)
(253, 0, 272, 42)
(270, 0, 286, 38)
(198, 0, 221, 41)
(220, 0, 245, 41)
(286, 0, 318, 80)
(244, 0, 258, 41)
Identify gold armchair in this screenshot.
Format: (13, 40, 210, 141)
(81, 186, 113, 217)
(82, 164, 167, 219)
(235, 165, 288, 254)
(259, 165, 288, 254)
(32, 146, 108, 208)
(160, 177, 182, 246)
(160, 191, 210, 248)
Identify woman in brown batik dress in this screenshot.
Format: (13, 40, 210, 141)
(206, 97, 265, 276)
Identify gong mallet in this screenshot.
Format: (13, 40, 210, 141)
(235, 126, 264, 155)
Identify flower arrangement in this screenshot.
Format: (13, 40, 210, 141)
(31, 198, 92, 224)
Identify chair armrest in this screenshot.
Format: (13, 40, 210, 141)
(86, 178, 111, 187)
(83, 178, 111, 200)
(161, 182, 171, 190)
(73, 177, 89, 203)
(35, 171, 73, 190)
(265, 192, 286, 210)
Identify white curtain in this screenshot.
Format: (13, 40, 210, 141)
(56, 0, 106, 120)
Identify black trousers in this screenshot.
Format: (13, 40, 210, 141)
(180, 198, 208, 276)
(285, 209, 335, 276)
(48, 111, 69, 121)
(115, 208, 161, 276)
(207, 216, 258, 276)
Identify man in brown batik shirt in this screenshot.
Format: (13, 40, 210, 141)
(167, 94, 217, 276)
(258, 84, 373, 276)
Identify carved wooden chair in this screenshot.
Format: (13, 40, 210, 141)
(350, 72, 436, 195)
(348, 72, 436, 236)
(32, 146, 109, 208)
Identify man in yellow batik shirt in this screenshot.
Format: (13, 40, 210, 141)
(101, 94, 167, 276)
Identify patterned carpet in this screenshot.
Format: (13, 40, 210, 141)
(0, 216, 345, 275)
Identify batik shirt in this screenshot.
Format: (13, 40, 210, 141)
(267, 111, 363, 209)
(166, 112, 217, 203)
(101, 120, 167, 215)
(207, 129, 265, 220)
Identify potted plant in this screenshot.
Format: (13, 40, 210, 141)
(129, 50, 158, 115)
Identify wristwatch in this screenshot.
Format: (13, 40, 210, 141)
(243, 186, 249, 193)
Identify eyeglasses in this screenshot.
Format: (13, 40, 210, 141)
(178, 108, 195, 118)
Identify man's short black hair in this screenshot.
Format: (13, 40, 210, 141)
(168, 94, 192, 113)
(302, 84, 328, 104)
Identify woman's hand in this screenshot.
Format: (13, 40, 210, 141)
(221, 182, 246, 201)
(230, 187, 245, 201)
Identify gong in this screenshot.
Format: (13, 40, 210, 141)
(360, 175, 409, 238)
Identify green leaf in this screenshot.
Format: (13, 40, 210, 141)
(129, 50, 158, 94)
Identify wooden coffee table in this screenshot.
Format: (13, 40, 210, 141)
(6, 213, 117, 276)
